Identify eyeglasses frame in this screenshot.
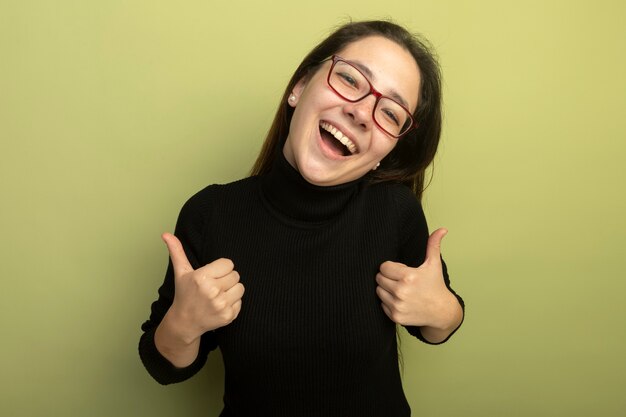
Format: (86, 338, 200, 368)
(325, 55, 418, 138)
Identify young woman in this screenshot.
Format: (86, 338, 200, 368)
(139, 20, 464, 417)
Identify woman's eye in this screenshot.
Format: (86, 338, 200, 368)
(383, 109, 400, 126)
(339, 72, 358, 88)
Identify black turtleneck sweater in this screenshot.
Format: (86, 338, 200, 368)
(139, 153, 464, 417)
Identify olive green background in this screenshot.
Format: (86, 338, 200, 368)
(1, 0, 625, 416)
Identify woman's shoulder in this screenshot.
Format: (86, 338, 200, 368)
(181, 176, 260, 211)
(173, 177, 259, 229)
(365, 181, 422, 211)
(363, 181, 426, 236)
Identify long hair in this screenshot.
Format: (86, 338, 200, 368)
(250, 20, 443, 201)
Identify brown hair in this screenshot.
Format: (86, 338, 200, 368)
(250, 20, 443, 200)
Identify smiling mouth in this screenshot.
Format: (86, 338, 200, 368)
(319, 121, 357, 157)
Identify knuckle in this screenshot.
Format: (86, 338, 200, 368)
(217, 258, 235, 270)
(219, 309, 234, 323)
(395, 287, 407, 300)
(189, 272, 204, 283)
(192, 272, 204, 285)
(205, 285, 220, 299)
(403, 273, 416, 285)
(392, 301, 405, 315)
(390, 311, 402, 323)
(213, 298, 227, 311)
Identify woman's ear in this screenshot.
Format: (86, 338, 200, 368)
(288, 77, 308, 107)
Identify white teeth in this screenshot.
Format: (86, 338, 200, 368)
(320, 122, 357, 154)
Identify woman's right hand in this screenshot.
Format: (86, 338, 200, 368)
(161, 232, 245, 343)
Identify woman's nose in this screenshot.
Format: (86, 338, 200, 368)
(343, 95, 376, 130)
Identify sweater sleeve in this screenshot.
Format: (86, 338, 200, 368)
(138, 186, 219, 384)
(390, 185, 465, 345)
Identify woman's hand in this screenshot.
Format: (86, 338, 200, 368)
(161, 232, 245, 344)
(376, 228, 462, 339)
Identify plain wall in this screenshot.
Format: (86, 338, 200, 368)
(1, 0, 625, 415)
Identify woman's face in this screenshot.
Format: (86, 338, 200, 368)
(283, 36, 421, 186)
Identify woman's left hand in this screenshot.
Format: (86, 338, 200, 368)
(376, 228, 461, 331)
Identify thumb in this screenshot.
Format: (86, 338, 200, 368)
(424, 228, 448, 264)
(162, 232, 194, 276)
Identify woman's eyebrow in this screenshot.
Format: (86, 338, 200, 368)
(351, 60, 410, 109)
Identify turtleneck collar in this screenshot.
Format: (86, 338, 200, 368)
(259, 150, 365, 224)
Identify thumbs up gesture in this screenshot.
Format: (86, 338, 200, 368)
(162, 232, 245, 341)
(376, 228, 460, 332)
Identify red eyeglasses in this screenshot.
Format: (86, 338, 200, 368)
(326, 55, 417, 138)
